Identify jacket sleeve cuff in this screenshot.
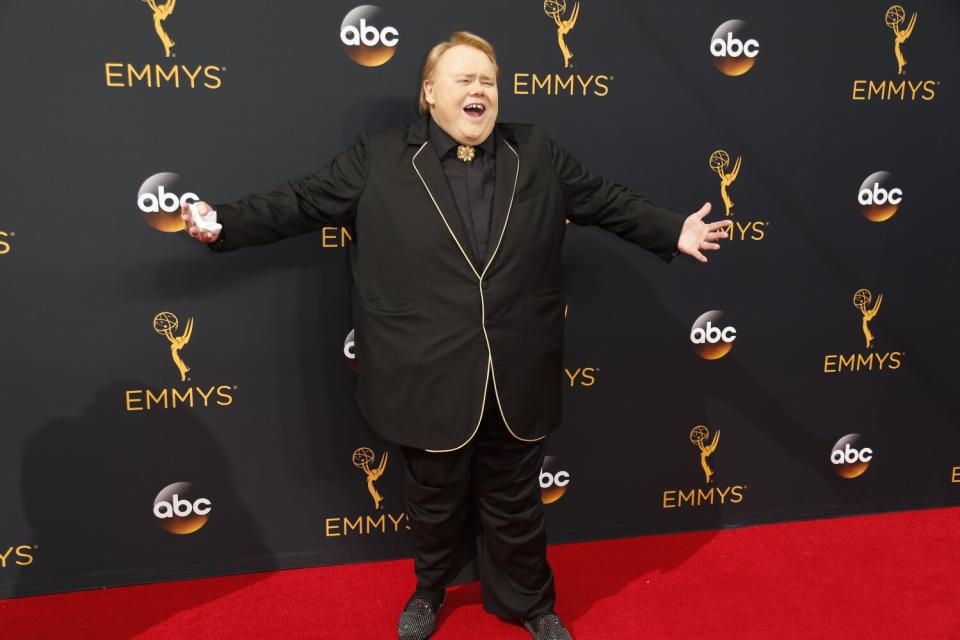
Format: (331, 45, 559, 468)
(651, 207, 687, 263)
(205, 203, 230, 252)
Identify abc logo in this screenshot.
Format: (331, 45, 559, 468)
(138, 172, 199, 233)
(153, 482, 212, 534)
(540, 455, 571, 505)
(340, 5, 399, 67)
(690, 311, 737, 360)
(344, 328, 357, 371)
(710, 20, 760, 76)
(858, 171, 902, 222)
(830, 434, 873, 479)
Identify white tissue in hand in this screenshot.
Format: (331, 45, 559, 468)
(188, 202, 222, 234)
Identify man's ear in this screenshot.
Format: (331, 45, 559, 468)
(423, 80, 435, 107)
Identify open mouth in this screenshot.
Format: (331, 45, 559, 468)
(463, 103, 486, 119)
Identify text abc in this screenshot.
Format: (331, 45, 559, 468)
(341, 20, 399, 47)
(710, 34, 759, 58)
(690, 322, 737, 344)
(858, 183, 903, 206)
(154, 494, 212, 519)
(831, 444, 873, 465)
(139, 186, 199, 213)
(539, 469, 570, 489)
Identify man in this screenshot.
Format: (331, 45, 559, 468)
(182, 31, 730, 640)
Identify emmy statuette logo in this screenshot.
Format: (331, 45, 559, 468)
(514, 1, 611, 97)
(663, 425, 746, 509)
(690, 425, 720, 484)
(353, 447, 388, 510)
(709, 150, 740, 218)
(823, 289, 903, 374)
(886, 5, 916, 75)
(323, 447, 409, 537)
(143, 0, 177, 58)
(851, 5, 937, 101)
(104, 0, 224, 89)
(124, 312, 236, 412)
(154, 311, 193, 382)
(852, 289, 882, 349)
(544, 0, 579, 68)
(705, 150, 768, 241)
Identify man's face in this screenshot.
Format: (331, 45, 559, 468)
(424, 44, 499, 145)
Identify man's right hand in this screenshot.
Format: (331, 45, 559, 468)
(180, 201, 221, 243)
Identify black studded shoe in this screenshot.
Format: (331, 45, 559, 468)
(397, 591, 445, 640)
(522, 612, 573, 640)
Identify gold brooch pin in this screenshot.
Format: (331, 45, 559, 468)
(456, 144, 476, 163)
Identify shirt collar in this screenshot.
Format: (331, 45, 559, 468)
(429, 116, 497, 159)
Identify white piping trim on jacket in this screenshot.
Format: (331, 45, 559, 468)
(479, 141, 546, 444)
(413, 139, 546, 452)
(412, 141, 481, 281)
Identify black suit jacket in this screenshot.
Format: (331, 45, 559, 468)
(212, 116, 685, 451)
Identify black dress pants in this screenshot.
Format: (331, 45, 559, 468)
(399, 372, 556, 620)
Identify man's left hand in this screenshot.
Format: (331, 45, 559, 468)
(677, 202, 732, 263)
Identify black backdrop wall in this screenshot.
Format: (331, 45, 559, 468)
(1, 0, 958, 599)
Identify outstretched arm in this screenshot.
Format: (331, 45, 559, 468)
(541, 127, 686, 261)
(542, 127, 730, 262)
(208, 133, 370, 251)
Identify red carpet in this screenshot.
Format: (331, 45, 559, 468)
(3, 507, 959, 639)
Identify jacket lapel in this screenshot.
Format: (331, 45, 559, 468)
(482, 133, 519, 275)
(407, 117, 518, 278)
(411, 142, 479, 269)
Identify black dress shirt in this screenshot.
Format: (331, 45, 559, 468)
(428, 117, 497, 266)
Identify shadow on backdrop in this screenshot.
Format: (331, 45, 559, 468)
(9, 382, 275, 639)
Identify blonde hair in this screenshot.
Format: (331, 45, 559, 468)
(419, 31, 499, 115)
